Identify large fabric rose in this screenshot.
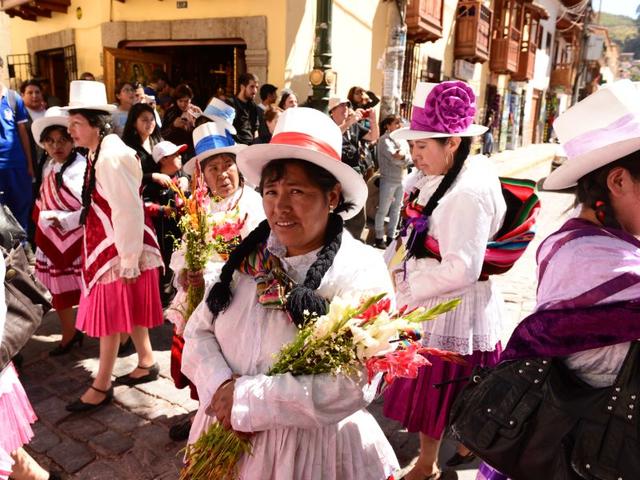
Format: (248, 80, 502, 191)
(411, 81, 477, 134)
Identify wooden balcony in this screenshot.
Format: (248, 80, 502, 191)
(550, 64, 574, 92)
(490, 27, 520, 74)
(454, 1, 493, 63)
(512, 45, 536, 80)
(406, 0, 445, 43)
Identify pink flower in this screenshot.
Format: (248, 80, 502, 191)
(365, 343, 431, 384)
(412, 80, 476, 134)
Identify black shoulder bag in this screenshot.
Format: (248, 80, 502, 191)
(448, 342, 640, 480)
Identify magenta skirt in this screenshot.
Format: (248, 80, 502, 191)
(383, 343, 502, 440)
(76, 268, 164, 337)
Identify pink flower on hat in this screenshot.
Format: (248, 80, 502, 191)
(415, 81, 477, 134)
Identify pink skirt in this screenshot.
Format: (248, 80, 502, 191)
(383, 344, 502, 440)
(0, 363, 37, 456)
(76, 268, 164, 337)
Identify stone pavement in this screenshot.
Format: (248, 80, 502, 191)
(16, 142, 572, 479)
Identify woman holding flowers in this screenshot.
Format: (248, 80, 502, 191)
(166, 120, 264, 441)
(63, 81, 165, 412)
(382, 81, 509, 480)
(181, 108, 399, 479)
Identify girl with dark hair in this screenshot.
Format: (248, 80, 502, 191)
(31, 107, 86, 356)
(62, 81, 164, 413)
(122, 102, 163, 184)
(111, 81, 136, 137)
(166, 121, 264, 441)
(382, 81, 508, 480)
(277, 89, 298, 110)
(161, 83, 202, 159)
(181, 108, 399, 479)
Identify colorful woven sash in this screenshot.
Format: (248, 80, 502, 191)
(400, 177, 540, 279)
(237, 242, 295, 309)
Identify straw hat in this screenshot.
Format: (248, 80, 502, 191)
(62, 80, 116, 113)
(31, 107, 69, 148)
(544, 80, 640, 190)
(236, 107, 367, 219)
(328, 97, 351, 113)
(392, 81, 486, 141)
(183, 121, 246, 175)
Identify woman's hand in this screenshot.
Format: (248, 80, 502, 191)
(207, 378, 236, 429)
(152, 173, 173, 187)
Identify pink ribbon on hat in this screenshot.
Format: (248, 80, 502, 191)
(270, 131, 341, 161)
(562, 113, 640, 159)
(410, 81, 477, 134)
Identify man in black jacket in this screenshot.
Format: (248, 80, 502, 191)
(227, 73, 260, 145)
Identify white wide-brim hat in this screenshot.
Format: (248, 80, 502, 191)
(199, 97, 237, 135)
(31, 107, 69, 148)
(392, 81, 487, 141)
(62, 80, 116, 113)
(544, 80, 640, 190)
(236, 107, 367, 220)
(328, 97, 351, 112)
(183, 121, 246, 175)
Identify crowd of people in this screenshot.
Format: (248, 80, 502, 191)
(0, 53, 638, 480)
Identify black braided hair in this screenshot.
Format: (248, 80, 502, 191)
(56, 149, 80, 190)
(70, 109, 113, 225)
(406, 136, 471, 258)
(576, 149, 640, 230)
(206, 158, 347, 326)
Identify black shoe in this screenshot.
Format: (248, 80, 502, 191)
(66, 385, 113, 412)
(117, 337, 135, 357)
(374, 238, 386, 249)
(169, 419, 192, 441)
(49, 471, 63, 480)
(444, 451, 476, 467)
(49, 330, 84, 357)
(114, 363, 159, 386)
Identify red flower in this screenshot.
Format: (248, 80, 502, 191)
(357, 297, 392, 323)
(365, 342, 431, 384)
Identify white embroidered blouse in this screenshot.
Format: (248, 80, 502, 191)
(182, 232, 399, 480)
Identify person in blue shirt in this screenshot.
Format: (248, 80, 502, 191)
(0, 57, 35, 231)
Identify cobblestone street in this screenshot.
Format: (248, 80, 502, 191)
(17, 144, 575, 479)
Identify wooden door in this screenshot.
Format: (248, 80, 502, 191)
(531, 89, 541, 144)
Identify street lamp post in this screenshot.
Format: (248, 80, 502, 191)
(309, 0, 335, 113)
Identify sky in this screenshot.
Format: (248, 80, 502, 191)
(599, 0, 638, 18)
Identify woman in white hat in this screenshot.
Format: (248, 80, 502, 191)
(181, 107, 399, 479)
(166, 120, 265, 441)
(382, 81, 508, 480)
(31, 107, 86, 356)
(62, 81, 165, 412)
(491, 79, 640, 480)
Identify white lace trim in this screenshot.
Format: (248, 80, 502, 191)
(95, 250, 164, 285)
(421, 332, 500, 354)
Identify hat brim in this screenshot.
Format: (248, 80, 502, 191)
(544, 137, 640, 190)
(31, 116, 69, 148)
(61, 104, 117, 114)
(391, 124, 487, 140)
(154, 144, 188, 163)
(199, 114, 237, 135)
(236, 144, 367, 220)
(183, 144, 247, 176)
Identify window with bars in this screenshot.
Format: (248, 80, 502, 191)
(64, 45, 77, 81)
(6, 54, 33, 89)
(400, 41, 421, 119)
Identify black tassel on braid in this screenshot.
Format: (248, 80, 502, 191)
(285, 212, 343, 326)
(206, 220, 272, 317)
(407, 137, 471, 259)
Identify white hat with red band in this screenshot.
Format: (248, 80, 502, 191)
(236, 107, 367, 220)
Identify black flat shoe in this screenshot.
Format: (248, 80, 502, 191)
(114, 362, 159, 386)
(445, 451, 476, 467)
(49, 330, 84, 357)
(66, 385, 113, 412)
(117, 337, 135, 357)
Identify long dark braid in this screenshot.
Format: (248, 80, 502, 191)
(206, 214, 344, 327)
(72, 109, 112, 225)
(33, 149, 49, 200)
(56, 149, 80, 189)
(407, 136, 471, 258)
